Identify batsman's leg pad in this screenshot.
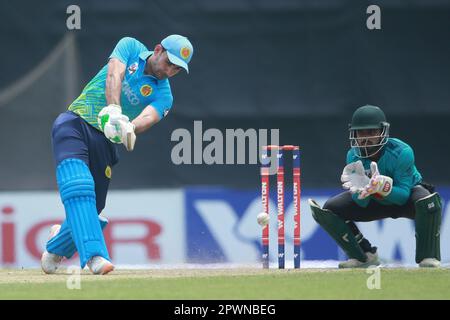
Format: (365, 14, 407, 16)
(309, 199, 367, 262)
(46, 216, 109, 259)
(415, 192, 441, 263)
(56, 158, 110, 268)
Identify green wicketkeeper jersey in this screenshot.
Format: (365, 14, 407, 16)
(346, 138, 423, 207)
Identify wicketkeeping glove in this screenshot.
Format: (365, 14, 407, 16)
(340, 160, 370, 194)
(358, 162, 393, 199)
(98, 104, 136, 151)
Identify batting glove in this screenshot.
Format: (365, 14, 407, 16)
(98, 105, 136, 151)
(358, 162, 393, 199)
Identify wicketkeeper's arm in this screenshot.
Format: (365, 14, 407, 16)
(381, 149, 415, 205)
(131, 105, 161, 134)
(105, 58, 126, 105)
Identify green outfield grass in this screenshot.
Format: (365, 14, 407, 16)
(0, 268, 449, 299)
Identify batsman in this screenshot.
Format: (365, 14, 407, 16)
(41, 35, 194, 274)
(309, 105, 441, 268)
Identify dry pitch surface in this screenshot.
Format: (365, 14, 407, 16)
(0, 267, 449, 299)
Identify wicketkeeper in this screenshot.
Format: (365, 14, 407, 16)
(41, 35, 194, 274)
(309, 105, 441, 268)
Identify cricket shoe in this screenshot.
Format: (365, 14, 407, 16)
(418, 258, 441, 268)
(338, 252, 381, 269)
(87, 256, 114, 275)
(41, 225, 64, 274)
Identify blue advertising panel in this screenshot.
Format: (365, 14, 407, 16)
(186, 187, 450, 266)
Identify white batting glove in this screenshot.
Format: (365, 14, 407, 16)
(358, 162, 393, 199)
(98, 105, 137, 151)
(98, 104, 124, 132)
(340, 161, 370, 194)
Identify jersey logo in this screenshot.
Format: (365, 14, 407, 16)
(122, 80, 140, 106)
(105, 166, 112, 179)
(180, 47, 191, 60)
(140, 84, 153, 97)
(128, 62, 138, 75)
(163, 108, 170, 117)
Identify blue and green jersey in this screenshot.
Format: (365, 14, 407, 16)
(69, 37, 173, 130)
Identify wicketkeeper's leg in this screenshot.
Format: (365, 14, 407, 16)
(309, 199, 367, 262)
(415, 192, 442, 266)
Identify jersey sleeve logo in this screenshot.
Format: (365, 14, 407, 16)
(140, 84, 153, 97)
(128, 62, 138, 74)
(163, 108, 170, 117)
